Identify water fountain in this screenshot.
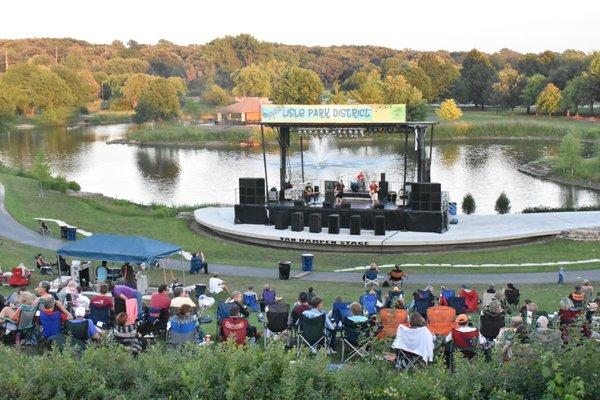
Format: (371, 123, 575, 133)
(306, 135, 336, 166)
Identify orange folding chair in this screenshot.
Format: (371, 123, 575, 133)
(377, 308, 409, 339)
(427, 306, 457, 336)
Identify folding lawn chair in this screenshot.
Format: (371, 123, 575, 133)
(167, 317, 198, 346)
(216, 301, 235, 340)
(331, 302, 350, 326)
(360, 293, 379, 317)
(243, 293, 260, 313)
(264, 303, 290, 346)
(11, 304, 40, 346)
(480, 313, 506, 341)
(297, 313, 327, 355)
(426, 306, 456, 336)
(363, 269, 379, 288)
(377, 308, 409, 339)
(414, 297, 432, 318)
(90, 303, 111, 328)
(341, 317, 373, 363)
(446, 296, 466, 315)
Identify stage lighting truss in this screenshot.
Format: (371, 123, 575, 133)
(296, 127, 400, 138)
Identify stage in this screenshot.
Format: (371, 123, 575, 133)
(194, 208, 600, 253)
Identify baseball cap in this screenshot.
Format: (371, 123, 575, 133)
(74, 307, 86, 318)
(456, 314, 469, 324)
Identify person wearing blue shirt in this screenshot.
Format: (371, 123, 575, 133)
(70, 307, 102, 340)
(302, 296, 337, 353)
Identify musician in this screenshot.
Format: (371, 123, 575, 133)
(356, 171, 366, 191)
(303, 183, 316, 204)
(369, 180, 379, 206)
(334, 180, 345, 206)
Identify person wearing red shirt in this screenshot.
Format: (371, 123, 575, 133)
(369, 180, 379, 206)
(91, 284, 114, 310)
(149, 284, 171, 311)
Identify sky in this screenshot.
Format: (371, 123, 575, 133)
(1, 0, 598, 53)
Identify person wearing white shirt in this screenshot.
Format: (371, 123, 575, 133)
(170, 287, 196, 308)
(208, 273, 229, 294)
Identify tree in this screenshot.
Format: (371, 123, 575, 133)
(123, 73, 154, 109)
(134, 78, 180, 122)
(201, 84, 230, 106)
(563, 76, 588, 116)
(51, 65, 99, 106)
(417, 53, 460, 101)
(351, 79, 385, 104)
(520, 74, 546, 114)
(491, 66, 524, 111)
(166, 76, 188, 99)
(459, 49, 496, 109)
(183, 99, 202, 119)
(383, 59, 435, 101)
(232, 65, 271, 97)
(105, 57, 149, 75)
(436, 99, 463, 121)
(462, 193, 476, 215)
(272, 67, 323, 104)
(557, 132, 583, 176)
(536, 83, 562, 117)
(382, 75, 426, 120)
(494, 192, 511, 214)
(32, 152, 52, 182)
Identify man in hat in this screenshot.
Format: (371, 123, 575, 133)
(444, 314, 486, 352)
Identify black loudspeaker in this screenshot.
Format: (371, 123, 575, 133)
(380, 173, 386, 181)
(409, 182, 442, 211)
(378, 180, 389, 202)
(235, 204, 269, 224)
(313, 185, 319, 194)
(341, 202, 351, 209)
(293, 200, 304, 207)
(406, 211, 448, 233)
(328, 214, 340, 234)
(322, 202, 333, 208)
(374, 215, 385, 236)
(309, 213, 322, 233)
(374, 204, 384, 210)
(350, 215, 361, 235)
(239, 177, 265, 205)
(271, 210, 289, 230)
(291, 212, 304, 232)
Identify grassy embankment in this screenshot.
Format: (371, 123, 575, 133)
(1, 172, 599, 275)
(122, 111, 600, 147)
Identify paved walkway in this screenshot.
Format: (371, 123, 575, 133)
(1, 183, 598, 285)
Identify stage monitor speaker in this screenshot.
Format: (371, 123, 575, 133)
(309, 213, 322, 233)
(328, 214, 340, 234)
(374, 215, 385, 236)
(341, 202, 351, 209)
(350, 215, 361, 235)
(378, 181, 389, 202)
(271, 210, 288, 230)
(239, 177, 265, 205)
(235, 204, 268, 225)
(291, 212, 304, 232)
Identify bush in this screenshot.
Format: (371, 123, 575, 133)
(522, 205, 600, 213)
(495, 191, 511, 214)
(462, 193, 476, 214)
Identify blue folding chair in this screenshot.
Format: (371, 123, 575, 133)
(261, 290, 277, 311)
(39, 310, 62, 339)
(331, 302, 351, 325)
(243, 294, 260, 313)
(441, 289, 456, 300)
(90, 304, 111, 327)
(168, 317, 198, 346)
(447, 296, 466, 315)
(216, 301, 235, 340)
(360, 294, 378, 317)
(414, 297, 432, 318)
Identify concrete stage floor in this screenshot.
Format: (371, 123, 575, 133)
(194, 208, 600, 253)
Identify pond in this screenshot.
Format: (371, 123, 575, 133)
(0, 123, 598, 214)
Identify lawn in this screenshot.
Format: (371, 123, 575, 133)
(1, 171, 599, 274)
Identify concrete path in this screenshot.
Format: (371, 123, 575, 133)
(1, 183, 598, 285)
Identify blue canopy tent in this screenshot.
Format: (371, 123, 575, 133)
(57, 234, 185, 284)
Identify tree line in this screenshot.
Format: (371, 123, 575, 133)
(1, 35, 599, 125)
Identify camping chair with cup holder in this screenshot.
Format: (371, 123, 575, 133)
(446, 296, 466, 315)
(167, 315, 199, 346)
(341, 317, 373, 363)
(363, 269, 379, 288)
(377, 308, 409, 339)
(426, 306, 457, 337)
(90, 303, 111, 328)
(8, 304, 41, 346)
(215, 301, 235, 341)
(38, 220, 52, 236)
(480, 313, 506, 341)
(243, 293, 260, 313)
(297, 313, 328, 355)
(263, 303, 291, 347)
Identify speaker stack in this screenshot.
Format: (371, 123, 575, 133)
(408, 182, 442, 211)
(350, 215, 361, 235)
(328, 214, 340, 234)
(378, 173, 389, 203)
(291, 212, 304, 231)
(309, 213, 322, 233)
(239, 178, 266, 205)
(374, 215, 386, 235)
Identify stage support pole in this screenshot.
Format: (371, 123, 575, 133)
(278, 127, 290, 201)
(260, 125, 269, 198)
(402, 130, 408, 207)
(429, 125, 434, 162)
(300, 134, 305, 183)
(181, 252, 186, 287)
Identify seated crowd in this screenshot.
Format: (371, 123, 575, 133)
(0, 267, 597, 368)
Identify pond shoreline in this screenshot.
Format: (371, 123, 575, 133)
(518, 160, 600, 191)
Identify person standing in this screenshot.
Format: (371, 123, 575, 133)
(369, 180, 379, 207)
(558, 266, 565, 285)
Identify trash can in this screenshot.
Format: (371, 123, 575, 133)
(60, 225, 68, 239)
(278, 261, 291, 280)
(448, 202, 458, 224)
(66, 227, 77, 241)
(195, 284, 207, 298)
(301, 254, 314, 272)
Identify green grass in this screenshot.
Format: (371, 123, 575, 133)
(435, 111, 600, 140)
(544, 156, 600, 182)
(127, 124, 261, 144)
(1, 172, 600, 275)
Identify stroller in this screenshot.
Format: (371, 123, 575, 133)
(38, 220, 51, 236)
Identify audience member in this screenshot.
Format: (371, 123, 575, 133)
(69, 306, 102, 340)
(496, 316, 526, 362)
(113, 312, 147, 353)
(226, 291, 251, 318)
(581, 280, 594, 301)
(208, 273, 229, 294)
(91, 284, 114, 311)
(149, 284, 171, 311)
(302, 296, 336, 353)
(569, 285, 585, 308)
(291, 292, 311, 326)
(387, 265, 406, 286)
(171, 287, 196, 308)
(221, 305, 260, 344)
(482, 284, 496, 309)
(533, 316, 562, 348)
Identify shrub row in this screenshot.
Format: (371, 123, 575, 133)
(0, 340, 597, 399)
(522, 205, 600, 213)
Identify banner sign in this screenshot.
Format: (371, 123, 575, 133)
(261, 104, 406, 124)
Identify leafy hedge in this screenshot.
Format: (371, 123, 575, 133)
(0, 340, 597, 399)
(0, 163, 80, 193)
(522, 205, 600, 213)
